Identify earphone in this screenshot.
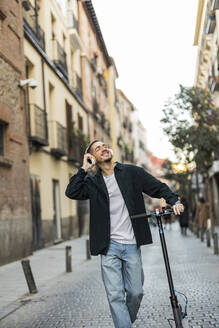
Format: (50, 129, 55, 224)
(109, 149, 114, 157)
(86, 147, 113, 165)
(87, 157, 94, 164)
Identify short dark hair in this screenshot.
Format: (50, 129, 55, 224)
(85, 140, 101, 154)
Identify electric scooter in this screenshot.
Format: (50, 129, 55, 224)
(131, 207, 188, 328)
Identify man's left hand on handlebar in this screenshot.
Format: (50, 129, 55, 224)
(172, 203, 184, 215)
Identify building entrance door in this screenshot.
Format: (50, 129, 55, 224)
(30, 176, 43, 250)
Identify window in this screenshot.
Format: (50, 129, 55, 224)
(0, 123, 5, 156)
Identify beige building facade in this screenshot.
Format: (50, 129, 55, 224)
(116, 90, 135, 163)
(132, 113, 151, 171)
(194, 0, 219, 225)
(22, 0, 120, 249)
(23, 0, 90, 248)
(78, 1, 112, 146)
(0, 0, 150, 264)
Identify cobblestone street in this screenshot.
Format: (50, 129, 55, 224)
(0, 222, 219, 328)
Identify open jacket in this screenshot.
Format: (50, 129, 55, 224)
(65, 162, 178, 256)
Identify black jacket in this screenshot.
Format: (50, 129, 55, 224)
(65, 162, 178, 255)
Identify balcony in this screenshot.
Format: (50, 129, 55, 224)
(90, 57, 97, 72)
(50, 121, 67, 157)
(124, 144, 134, 162)
(52, 40, 68, 81)
(93, 98, 101, 122)
(97, 72, 108, 96)
(212, 0, 219, 10)
(105, 120, 111, 136)
(22, 2, 45, 51)
(208, 59, 219, 92)
(29, 104, 48, 146)
(67, 10, 82, 50)
(117, 136, 123, 148)
(205, 3, 216, 34)
(72, 72, 82, 99)
(67, 10, 79, 33)
(128, 122, 133, 133)
(100, 112, 106, 128)
(139, 140, 145, 151)
(208, 75, 219, 92)
(68, 134, 86, 166)
(123, 120, 128, 129)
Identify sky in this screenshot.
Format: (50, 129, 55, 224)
(92, 0, 199, 160)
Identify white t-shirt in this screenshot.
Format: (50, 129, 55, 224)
(103, 172, 136, 244)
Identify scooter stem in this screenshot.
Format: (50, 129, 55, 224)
(157, 215, 183, 328)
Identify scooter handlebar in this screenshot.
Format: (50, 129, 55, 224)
(130, 208, 174, 220)
(130, 213, 150, 220)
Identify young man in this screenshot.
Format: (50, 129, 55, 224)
(65, 140, 184, 328)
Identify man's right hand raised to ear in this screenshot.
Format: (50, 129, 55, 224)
(82, 153, 96, 172)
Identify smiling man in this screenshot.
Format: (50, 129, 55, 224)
(65, 140, 184, 328)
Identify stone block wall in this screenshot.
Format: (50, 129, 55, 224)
(0, 0, 32, 265)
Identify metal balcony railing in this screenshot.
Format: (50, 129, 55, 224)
(73, 14, 79, 33)
(29, 104, 48, 146)
(123, 120, 128, 129)
(68, 134, 85, 165)
(23, 3, 45, 51)
(97, 73, 108, 97)
(52, 40, 68, 80)
(105, 120, 111, 136)
(128, 122, 133, 133)
(205, 3, 216, 34)
(124, 147, 134, 163)
(50, 121, 67, 157)
(90, 57, 97, 72)
(93, 98, 99, 114)
(212, 0, 219, 11)
(67, 10, 79, 33)
(75, 73, 82, 99)
(208, 60, 219, 92)
(100, 113, 106, 128)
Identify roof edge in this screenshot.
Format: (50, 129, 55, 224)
(83, 1, 112, 67)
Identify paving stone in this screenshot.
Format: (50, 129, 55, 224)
(0, 223, 218, 327)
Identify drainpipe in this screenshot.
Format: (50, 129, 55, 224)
(41, 58, 48, 141)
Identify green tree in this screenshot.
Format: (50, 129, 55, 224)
(161, 85, 219, 174)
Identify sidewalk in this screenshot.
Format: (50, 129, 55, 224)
(0, 223, 219, 326)
(1, 222, 219, 327)
(0, 235, 90, 320)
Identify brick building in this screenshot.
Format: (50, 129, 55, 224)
(0, 0, 32, 265)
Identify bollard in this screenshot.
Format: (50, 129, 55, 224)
(213, 233, 219, 255)
(66, 246, 72, 273)
(21, 259, 38, 294)
(192, 222, 196, 234)
(200, 228, 204, 242)
(196, 225, 200, 238)
(86, 239, 91, 260)
(206, 230, 211, 247)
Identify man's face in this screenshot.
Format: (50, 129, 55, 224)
(91, 141, 113, 163)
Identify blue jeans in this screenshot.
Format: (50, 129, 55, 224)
(101, 240, 144, 328)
